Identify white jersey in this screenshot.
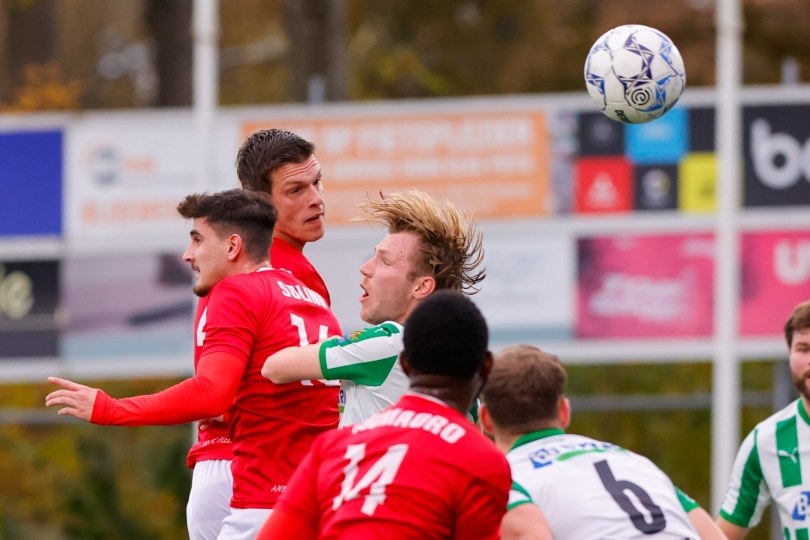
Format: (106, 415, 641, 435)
(720, 399, 810, 537)
(507, 429, 698, 540)
(319, 322, 409, 427)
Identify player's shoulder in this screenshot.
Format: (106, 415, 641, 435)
(332, 321, 404, 346)
(751, 399, 801, 438)
(460, 432, 511, 479)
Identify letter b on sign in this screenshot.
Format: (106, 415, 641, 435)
(744, 105, 810, 207)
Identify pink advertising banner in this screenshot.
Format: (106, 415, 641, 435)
(741, 231, 810, 336)
(576, 234, 715, 338)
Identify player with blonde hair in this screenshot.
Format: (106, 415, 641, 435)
(262, 188, 485, 426)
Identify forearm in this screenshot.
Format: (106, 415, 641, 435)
(262, 344, 323, 383)
(91, 377, 228, 426)
(91, 352, 243, 426)
(716, 517, 748, 540)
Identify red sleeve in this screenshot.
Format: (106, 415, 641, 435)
(90, 352, 244, 426)
(256, 508, 317, 540)
(453, 453, 511, 539)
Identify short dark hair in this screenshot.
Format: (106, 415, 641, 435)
(176, 189, 277, 261)
(785, 299, 810, 347)
(236, 129, 316, 194)
(482, 345, 566, 435)
(402, 290, 488, 378)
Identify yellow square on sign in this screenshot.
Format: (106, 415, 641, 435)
(679, 152, 717, 213)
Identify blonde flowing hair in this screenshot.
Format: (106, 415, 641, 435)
(354, 189, 485, 294)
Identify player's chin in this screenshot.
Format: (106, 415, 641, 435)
(193, 282, 211, 297)
(359, 305, 376, 324)
(308, 230, 325, 243)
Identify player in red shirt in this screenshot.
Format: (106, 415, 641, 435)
(46, 189, 341, 539)
(184, 128, 332, 539)
(257, 290, 511, 540)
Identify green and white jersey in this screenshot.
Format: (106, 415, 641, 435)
(720, 399, 810, 539)
(507, 429, 698, 540)
(319, 322, 409, 428)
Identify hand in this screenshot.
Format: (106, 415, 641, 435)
(45, 377, 99, 422)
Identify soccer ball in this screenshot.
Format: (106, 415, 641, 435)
(584, 24, 685, 124)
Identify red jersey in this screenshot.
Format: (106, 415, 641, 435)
(272, 393, 511, 539)
(186, 241, 331, 468)
(271, 237, 330, 306)
(203, 267, 341, 509)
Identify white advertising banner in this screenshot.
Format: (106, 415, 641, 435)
(307, 221, 575, 345)
(65, 111, 238, 252)
(475, 221, 575, 345)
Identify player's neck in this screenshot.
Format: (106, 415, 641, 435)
(273, 232, 304, 252)
(246, 259, 271, 273)
(494, 433, 521, 454)
(409, 377, 474, 417)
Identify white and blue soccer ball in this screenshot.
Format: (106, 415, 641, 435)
(584, 24, 686, 124)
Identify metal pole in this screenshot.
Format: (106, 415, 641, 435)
(711, 0, 743, 513)
(193, 0, 219, 192)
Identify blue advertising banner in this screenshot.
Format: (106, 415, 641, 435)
(0, 130, 62, 236)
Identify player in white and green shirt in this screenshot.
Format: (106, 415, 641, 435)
(480, 344, 727, 540)
(261, 189, 485, 427)
(504, 430, 699, 539)
(319, 322, 408, 426)
(718, 299, 810, 540)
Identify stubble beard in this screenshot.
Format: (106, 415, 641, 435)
(792, 369, 810, 401)
(193, 283, 211, 298)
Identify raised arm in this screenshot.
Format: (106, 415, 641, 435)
(45, 351, 244, 426)
(262, 343, 324, 383)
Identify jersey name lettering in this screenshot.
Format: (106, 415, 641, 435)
(352, 407, 466, 444)
(276, 281, 327, 307)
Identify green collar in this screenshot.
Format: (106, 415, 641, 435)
(509, 428, 566, 452)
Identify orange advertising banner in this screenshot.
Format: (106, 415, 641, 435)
(243, 109, 549, 224)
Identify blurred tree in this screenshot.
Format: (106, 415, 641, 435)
(284, 0, 349, 102)
(2, 0, 809, 110)
(0, 380, 191, 540)
(146, 0, 192, 106)
(6, 0, 57, 89)
(1, 62, 83, 111)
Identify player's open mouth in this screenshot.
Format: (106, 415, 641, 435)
(359, 285, 369, 301)
(305, 214, 323, 224)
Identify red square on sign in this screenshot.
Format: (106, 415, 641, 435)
(574, 157, 633, 213)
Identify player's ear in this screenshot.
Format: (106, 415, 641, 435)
(480, 351, 494, 379)
(413, 275, 436, 300)
(478, 403, 495, 436)
(558, 396, 571, 429)
(227, 234, 243, 261)
(399, 352, 411, 376)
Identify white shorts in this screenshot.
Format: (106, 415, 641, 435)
(187, 459, 233, 540)
(217, 508, 273, 540)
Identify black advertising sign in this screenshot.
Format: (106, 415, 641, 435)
(0, 260, 60, 358)
(744, 104, 810, 207)
(578, 111, 625, 156)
